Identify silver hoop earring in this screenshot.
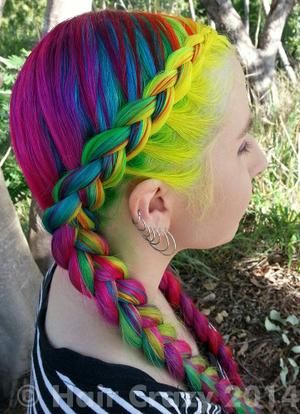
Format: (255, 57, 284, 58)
(131, 209, 177, 256)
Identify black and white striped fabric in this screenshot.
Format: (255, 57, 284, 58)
(26, 260, 225, 413)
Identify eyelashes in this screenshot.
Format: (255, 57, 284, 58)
(238, 140, 252, 155)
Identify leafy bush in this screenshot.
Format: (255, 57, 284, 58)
(265, 309, 300, 387)
(0, 50, 31, 208)
(0, 0, 46, 57)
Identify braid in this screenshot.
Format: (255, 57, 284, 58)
(40, 23, 260, 414)
(160, 266, 243, 387)
(160, 267, 259, 413)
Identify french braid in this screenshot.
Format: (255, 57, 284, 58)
(39, 21, 261, 414)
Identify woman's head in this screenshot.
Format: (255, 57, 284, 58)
(9, 9, 265, 411)
(10, 9, 236, 215)
(185, 52, 268, 247)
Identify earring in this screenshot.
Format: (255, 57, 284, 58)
(131, 209, 177, 256)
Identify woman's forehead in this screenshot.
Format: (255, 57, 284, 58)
(214, 62, 251, 146)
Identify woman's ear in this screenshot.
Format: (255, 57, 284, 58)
(128, 178, 174, 230)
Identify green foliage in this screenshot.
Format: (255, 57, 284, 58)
(232, 0, 300, 62)
(93, 0, 194, 18)
(232, 0, 265, 44)
(265, 309, 300, 387)
(241, 202, 300, 268)
(281, 3, 300, 63)
(0, 0, 46, 57)
(0, 50, 30, 211)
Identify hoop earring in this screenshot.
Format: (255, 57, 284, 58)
(131, 209, 177, 256)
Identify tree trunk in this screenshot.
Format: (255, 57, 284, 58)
(42, 0, 93, 35)
(0, 168, 42, 400)
(189, 0, 196, 21)
(243, 0, 250, 35)
(262, 0, 297, 84)
(200, 0, 297, 101)
(27, 198, 52, 275)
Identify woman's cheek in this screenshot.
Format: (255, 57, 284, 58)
(238, 169, 253, 216)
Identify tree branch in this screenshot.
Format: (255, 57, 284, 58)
(259, 0, 296, 51)
(199, 0, 254, 48)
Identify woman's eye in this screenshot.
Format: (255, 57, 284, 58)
(238, 140, 251, 155)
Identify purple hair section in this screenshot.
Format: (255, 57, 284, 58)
(9, 10, 178, 211)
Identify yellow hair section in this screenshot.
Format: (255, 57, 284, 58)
(98, 16, 236, 225)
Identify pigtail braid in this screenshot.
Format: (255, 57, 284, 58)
(160, 266, 243, 387)
(41, 24, 260, 414)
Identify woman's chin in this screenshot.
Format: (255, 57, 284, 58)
(220, 225, 239, 246)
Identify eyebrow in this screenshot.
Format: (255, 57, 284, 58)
(237, 114, 253, 140)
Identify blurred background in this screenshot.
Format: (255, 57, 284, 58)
(0, 0, 299, 413)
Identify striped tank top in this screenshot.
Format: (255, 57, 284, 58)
(27, 260, 226, 413)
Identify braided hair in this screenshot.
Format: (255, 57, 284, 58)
(9, 9, 260, 413)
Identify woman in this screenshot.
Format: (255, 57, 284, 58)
(9, 8, 268, 413)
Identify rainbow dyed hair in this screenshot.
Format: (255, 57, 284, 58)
(9, 9, 260, 413)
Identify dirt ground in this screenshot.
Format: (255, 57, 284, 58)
(178, 248, 300, 414)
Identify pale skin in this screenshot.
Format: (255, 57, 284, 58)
(45, 53, 268, 390)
